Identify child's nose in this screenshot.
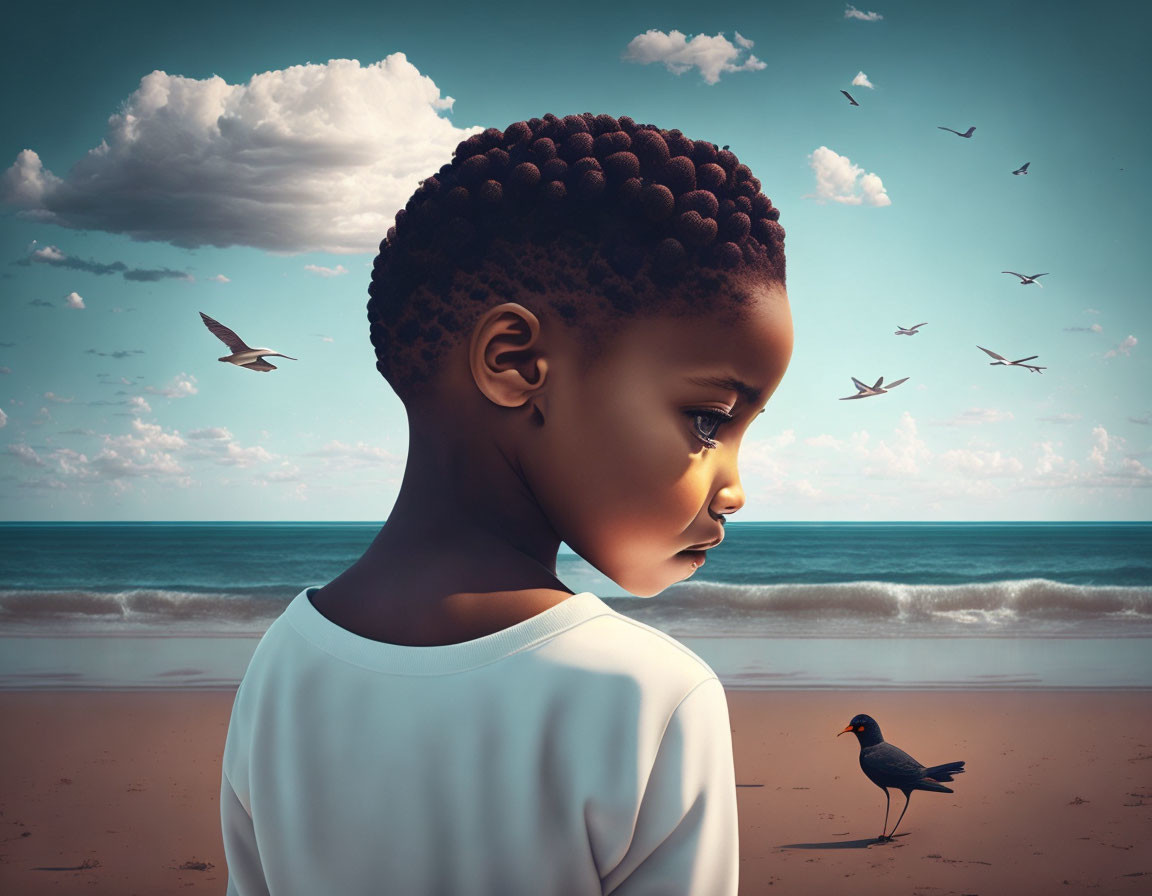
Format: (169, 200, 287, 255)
(710, 469, 745, 517)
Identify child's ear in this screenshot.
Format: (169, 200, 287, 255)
(468, 303, 550, 409)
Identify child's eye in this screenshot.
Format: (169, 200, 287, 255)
(686, 409, 733, 449)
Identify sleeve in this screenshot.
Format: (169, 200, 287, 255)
(220, 769, 271, 896)
(602, 677, 739, 896)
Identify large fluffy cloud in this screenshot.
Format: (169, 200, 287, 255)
(807, 146, 891, 206)
(623, 30, 766, 85)
(1, 56, 481, 254)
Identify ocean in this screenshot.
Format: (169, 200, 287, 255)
(1, 522, 1149, 690)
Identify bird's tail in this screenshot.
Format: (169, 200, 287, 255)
(924, 761, 965, 783)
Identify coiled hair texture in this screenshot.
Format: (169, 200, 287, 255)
(368, 113, 785, 401)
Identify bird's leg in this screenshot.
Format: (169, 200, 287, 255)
(887, 791, 913, 840)
(878, 788, 891, 841)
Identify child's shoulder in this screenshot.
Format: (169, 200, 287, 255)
(553, 596, 720, 692)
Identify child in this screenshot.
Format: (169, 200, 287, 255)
(220, 113, 792, 895)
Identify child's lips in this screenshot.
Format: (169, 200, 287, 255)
(680, 549, 707, 568)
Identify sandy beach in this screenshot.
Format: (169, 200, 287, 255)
(1, 688, 1149, 895)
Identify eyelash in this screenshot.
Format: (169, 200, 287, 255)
(686, 409, 734, 450)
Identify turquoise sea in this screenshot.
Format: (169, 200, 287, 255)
(1, 522, 1149, 690)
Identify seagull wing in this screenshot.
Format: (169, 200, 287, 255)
(911, 323, 927, 330)
(1017, 162, 1030, 173)
(873, 376, 884, 390)
(241, 359, 276, 372)
(886, 377, 910, 389)
(851, 376, 870, 392)
(978, 345, 1007, 361)
(1001, 271, 1026, 279)
(962, 127, 975, 137)
(200, 312, 252, 352)
(1028, 273, 1049, 279)
(938, 126, 960, 135)
(1011, 355, 1039, 364)
(840, 90, 859, 105)
(839, 394, 865, 400)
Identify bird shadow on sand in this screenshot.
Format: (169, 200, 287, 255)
(779, 833, 909, 850)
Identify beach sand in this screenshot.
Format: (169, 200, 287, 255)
(1, 689, 1149, 894)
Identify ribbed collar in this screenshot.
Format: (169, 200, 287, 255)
(283, 588, 613, 676)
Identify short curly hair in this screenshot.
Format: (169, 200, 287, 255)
(368, 113, 785, 402)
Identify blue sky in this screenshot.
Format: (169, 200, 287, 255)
(1, 0, 1149, 521)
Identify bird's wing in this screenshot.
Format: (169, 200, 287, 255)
(911, 323, 927, 330)
(840, 90, 859, 105)
(963, 127, 975, 136)
(977, 345, 1006, 361)
(861, 743, 927, 785)
(839, 394, 865, 400)
(241, 359, 276, 372)
(873, 377, 885, 390)
(200, 313, 252, 352)
(1011, 355, 1039, 364)
(937, 126, 959, 135)
(886, 377, 909, 389)
(851, 376, 870, 392)
(1019, 162, 1030, 171)
(1001, 271, 1025, 279)
(1028, 273, 1049, 279)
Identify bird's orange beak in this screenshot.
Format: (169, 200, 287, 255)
(838, 724, 854, 737)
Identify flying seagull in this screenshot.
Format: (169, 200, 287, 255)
(1012, 162, 1030, 175)
(840, 375, 910, 400)
(938, 125, 975, 138)
(840, 89, 860, 106)
(977, 345, 1045, 374)
(1002, 271, 1048, 287)
(840, 714, 965, 842)
(199, 312, 297, 372)
(895, 323, 927, 336)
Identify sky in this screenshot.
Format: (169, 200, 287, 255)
(1, 0, 1149, 521)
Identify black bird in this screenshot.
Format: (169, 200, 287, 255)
(1012, 161, 1031, 175)
(938, 125, 975, 138)
(839, 714, 965, 842)
(840, 89, 860, 106)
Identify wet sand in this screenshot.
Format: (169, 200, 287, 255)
(0, 689, 1149, 894)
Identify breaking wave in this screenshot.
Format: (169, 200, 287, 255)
(2, 579, 1150, 637)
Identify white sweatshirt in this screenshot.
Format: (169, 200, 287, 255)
(221, 588, 738, 895)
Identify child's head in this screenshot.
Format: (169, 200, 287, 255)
(368, 114, 792, 595)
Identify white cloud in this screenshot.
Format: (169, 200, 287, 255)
(303, 263, 349, 278)
(733, 31, 754, 49)
(127, 395, 152, 414)
(623, 30, 767, 85)
(845, 5, 883, 21)
(209, 274, 230, 283)
(187, 426, 233, 440)
(1, 150, 62, 209)
(64, 291, 85, 309)
(33, 244, 66, 262)
(144, 373, 198, 399)
(934, 407, 1014, 426)
(1089, 425, 1111, 468)
(851, 71, 874, 88)
(938, 448, 1023, 477)
(807, 146, 891, 206)
(1103, 335, 1137, 358)
(43, 392, 73, 403)
(0, 408, 5, 427)
(1, 56, 480, 254)
(8, 443, 46, 467)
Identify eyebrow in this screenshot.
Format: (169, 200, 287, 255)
(685, 375, 764, 406)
